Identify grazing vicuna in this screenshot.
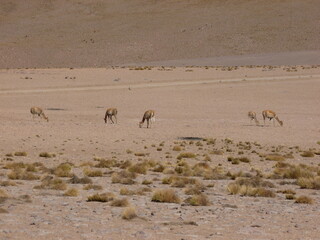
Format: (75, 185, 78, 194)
(139, 110, 155, 128)
(104, 108, 118, 124)
(248, 111, 259, 125)
(262, 110, 283, 126)
(30, 107, 49, 122)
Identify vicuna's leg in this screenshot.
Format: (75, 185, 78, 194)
(147, 119, 150, 128)
(114, 115, 117, 124)
(109, 115, 114, 124)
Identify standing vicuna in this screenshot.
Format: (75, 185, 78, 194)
(30, 107, 49, 122)
(104, 108, 117, 124)
(248, 111, 259, 125)
(139, 110, 155, 128)
(262, 110, 283, 126)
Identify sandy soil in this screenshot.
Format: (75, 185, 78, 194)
(0, 66, 320, 240)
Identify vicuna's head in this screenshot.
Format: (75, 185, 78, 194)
(279, 120, 283, 126)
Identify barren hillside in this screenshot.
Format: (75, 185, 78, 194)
(1, 0, 320, 68)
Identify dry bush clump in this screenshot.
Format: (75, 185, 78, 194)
(152, 189, 180, 203)
(162, 176, 197, 188)
(184, 193, 210, 206)
(152, 163, 165, 172)
(277, 189, 296, 195)
(204, 138, 216, 145)
(272, 163, 315, 179)
(0, 180, 17, 186)
(68, 175, 92, 184)
(94, 159, 116, 168)
(177, 152, 196, 160)
(7, 169, 40, 180)
(83, 168, 103, 177)
(128, 162, 148, 174)
(173, 146, 182, 151)
(134, 152, 147, 157)
(122, 206, 137, 220)
(39, 152, 56, 158)
(54, 163, 73, 177)
(0, 208, 9, 213)
(265, 154, 285, 161)
(210, 150, 224, 155)
(300, 151, 314, 158)
(34, 176, 67, 190)
(120, 187, 135, 195)
(203, 167, 229, 180)
(285, 194, 296, 200)
(63, 188, 79, 197)
(295, 195, 313, 204)
(112, 170, 136, 185)
(87, 192, 115, 202)
(227, 183, 275, 197)
(14, 152, 27, 157)
(227, 177, 276, 197)
(83, 184, 103, 190)
(119, 160, 132, 169)
(110, 198, 129, 207)
(142, 179, 152, 185)
(296, 176, 320, 189)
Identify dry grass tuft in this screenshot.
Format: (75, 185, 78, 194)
(83, 168, 103, 177)
(54, 163, 73, 177)
(296, 176, 320, 189)
(120, 187, 135, 195)
(87, 192, 115, 202)
(177, 152, 196, 160)
(173, 146, 182, 151)
(265, 154, 285, 161)
(39, 152, 56, 158)
(227, 183, 275, 197)
(122, 206, 137, 220)
(128, 162, 148, 174)
(0, 180, 17, 187)
(95, 159, 116, 168)
(152, 189, 180, 203)
(83, 184, 103, 190)
(184, 194, 210, 206)
(300, 151, 314, 158)
(34, 176, 67, 190)
(7, 169, 40, 180)
(14, 152, 27, 157)
(110, 198, 129, 207)
(295, 195, 313, 204)
(112, 170, 136, 185)
(68, 175, 92, 184)
(63, 188, 79, 197)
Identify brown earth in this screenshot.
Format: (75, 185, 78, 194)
(0, 66, 320, 240)
(1, 0, 320, 68)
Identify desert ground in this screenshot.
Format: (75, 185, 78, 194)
(0, 66, 320, 240)
(1, 0, 320, 239)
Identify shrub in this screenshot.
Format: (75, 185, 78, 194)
(297, 176, 320, 189)
(112, 170, 136, 185)
(87, 193, 115, 202)
(184, 194, 210, 206)
(265, 154, 285, 161)
(110, 198, 129, 207)
(39, 152, 56, 158)
(177, 152, 196, 160)
(14, 152, 27, 157)
(95, 159, 116, 168)
(83, 184, 103, 190)
(83, 168, 103, 177)
(54, 163, 73, 177)
(300, 151, 314, 158)
(173, 146, 182, 151)
(34, 176, 67, 190)
(152, 189, 180, 203)
(68, 175, 92, 184)
(295, 195, 313, 204)
(64, 188, 79, 197)
(122, 206, 137, 220)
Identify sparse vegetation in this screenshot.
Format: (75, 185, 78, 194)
(177, 152, 196, 160)
(64, 188, 79, 197)
(152, 189, 180, 203)
(122, 206, 137, 220)
(87, 193, 115, 202)
(295, 195, 313, 204)
(110, 198, 129, 207)
(14, 152, 27, 157)
(39, 152, 56, 158)
(184, 194, 210, 206)
(300, 151, 314, 158)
